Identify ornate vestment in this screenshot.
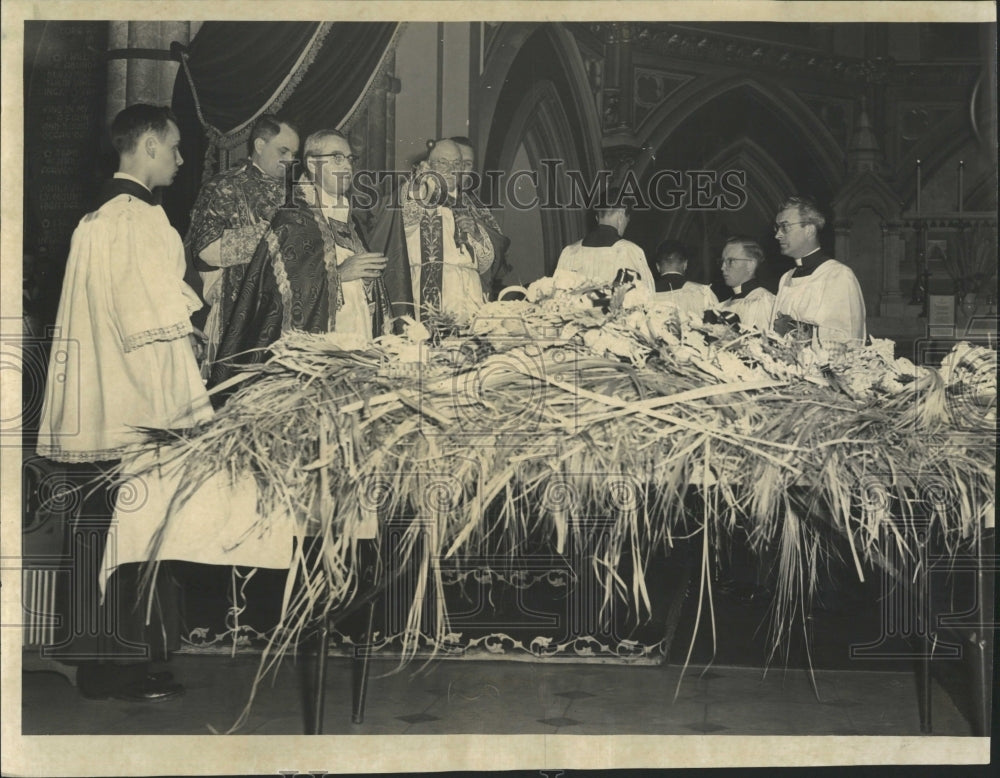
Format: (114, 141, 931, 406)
(210, 197, 392, 388)
(186, 161, 288, 366)
(402, 187, 510, 322)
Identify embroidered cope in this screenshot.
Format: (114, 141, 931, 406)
(210, 198, 392, 389)
(402, 187, 509, 322)
(186, 161, 288, 366)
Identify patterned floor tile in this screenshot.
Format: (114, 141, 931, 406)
(20, 654, 974, 736)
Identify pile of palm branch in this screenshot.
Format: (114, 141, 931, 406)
(132, 280, 995, 731)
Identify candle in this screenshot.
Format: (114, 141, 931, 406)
(957, 160, 964, 213)
(916, 159, 922, 214)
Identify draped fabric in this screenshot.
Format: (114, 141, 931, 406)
(165, 22, 400, 238)
(209, 198, 394, 392)
(357, 178, 416, 321)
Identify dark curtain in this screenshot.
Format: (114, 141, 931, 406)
(165, 21, 398, 237)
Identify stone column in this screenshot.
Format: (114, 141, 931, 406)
(599, 23, 639, 179)
(880, 221, 905, 316)
(106, 22, 194, 127)
(834, 219, 851, 272)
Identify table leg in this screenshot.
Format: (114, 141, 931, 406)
(352, 601, 377, 724)
(915, 653, 932, 733)
(660, 543, 696, 666)
(969, 529, 994, 737)
(311, 617, 330, 735)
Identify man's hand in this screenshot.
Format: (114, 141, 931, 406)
(411, 161, 442, 204)
(339, 252, 388, 282)
(773, 313, 797, 336)
(188, 332, 206, 362)
(454, 210, 477, 237)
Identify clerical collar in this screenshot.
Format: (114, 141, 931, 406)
(319, 192, 351, 225)
(730, 278, 762, 300)
(660, 271, 685, 278)
(250, 161, 268, 177)
(300, 183, 346, 210)
(103, 173, 158, 207)
(113, 172, 151, 192)
(791, 248, 829, 278)
(582, 224, 622, 248)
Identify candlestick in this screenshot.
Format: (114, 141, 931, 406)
(916, 159, 922, 214)
(957, 160, 964, 213)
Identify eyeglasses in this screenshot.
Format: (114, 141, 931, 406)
(310, 152, 359, 166)
(720, 257, 754, 267)
(429, 158, 462, 172)
(773, 221, 807, 234)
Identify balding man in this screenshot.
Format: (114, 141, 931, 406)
(403, 138, 509, 323)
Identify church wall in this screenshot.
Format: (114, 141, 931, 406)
(22, 20, 108, 327)
(393, 22, 474, 171)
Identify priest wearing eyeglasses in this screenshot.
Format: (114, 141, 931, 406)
(402, 138, 509, 324)
(772, 195, 866, 347)
(715, 236, 776, 333)
(210, 129, 398, 388)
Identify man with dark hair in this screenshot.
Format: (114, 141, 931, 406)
(716, 235, 775, 332)
(645, 236, 716, 316)
(249, 114, 298, 153)
(187, 113, 300, 371)
(36, 103, 212, 701)
(652, 239, 692, 292)
(211, 129, 400, 386)
(772, 195, 866, 346)
(554, 202, 655, 296)
(110, 104, 179, 155)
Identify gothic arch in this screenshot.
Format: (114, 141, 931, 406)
(496, 79, 588, 274)
(478, 23, 603, 177)
(633, 72, 844, 194)
(705, 137, 796, 219)
(832, 171, 902, 224)
(656, 137, 798, 281)
(895, 110, 978, 208)
(659, 137, 796, 236)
